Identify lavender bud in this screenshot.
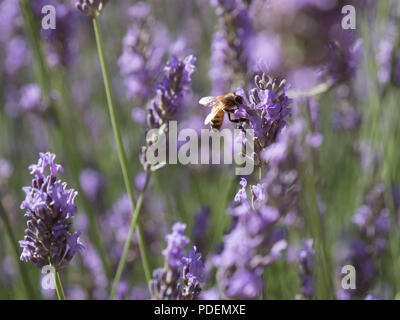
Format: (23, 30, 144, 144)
(76, 0, 109, 18)
(19, 152, 83, 270)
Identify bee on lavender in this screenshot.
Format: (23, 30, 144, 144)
(199, 93, 248, 130)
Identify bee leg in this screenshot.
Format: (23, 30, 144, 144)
(227, 113, 248, 124)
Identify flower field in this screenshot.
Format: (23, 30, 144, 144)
(0, 0, 400, 300)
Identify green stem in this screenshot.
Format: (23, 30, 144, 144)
(91, 17, 152, 298)
(110, 172, 152, 299)
(303, 99, 333, 299)
(0, 200, 37, 299)
(137, 222, 152, 293)
(302, 162, 334, 299)
(53, 271, 66, 300)
(92, 17, 136, 210)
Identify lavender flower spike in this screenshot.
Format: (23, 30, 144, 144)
(180, 246, 205, 300)
(76, 0, 109, 18)
(297, 239, 315, 299)
(19, 152, 83, 270)
(141, 55, 196, 171)
(235, 73, 292, 166)
(151, 223, 205, 300)
(209, 0, 253, 93)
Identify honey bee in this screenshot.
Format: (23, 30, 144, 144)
(199, 93, 247, 130)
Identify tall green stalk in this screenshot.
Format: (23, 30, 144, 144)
(91, 17, 152, 298)
(53, 271, 66, 300)
(303, 99, 334, 299)
(302, 166, 334, 299)
(110, 173, 152, 299)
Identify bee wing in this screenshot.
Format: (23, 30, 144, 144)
(204, 103, 224, 125)
(199, 96, 220, 108)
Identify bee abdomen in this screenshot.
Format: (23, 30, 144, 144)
(210, 118, 222, 129)
(211, 118, 221, 125)
(211, 123, 222, 129)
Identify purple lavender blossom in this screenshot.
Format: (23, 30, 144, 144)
(209, 0, 254, 93)
(216, 179, 289, 299)
(2, 256, 16, 286)
(19, 152, 83, 270)
(377, 22, 397, 85)
(0, 158, 13, 186)
(192, 207, 211, 250)
(101, 194, 138, 262)
(134, 172, 147, 192)
(115, 281, 130, 300)
(79, 168, 104, 202)
(19, 83, 42, 112)
(322, 39, 363, 85)
(260, 120, 308, 218)
(201, 288, 219, 300)
(118, 2, 171, 102)
(230, 177, 251, 217)
(234, 73, 292, 166)
(131, 285, 151, 300)
(75, 213, 107, 299)
(353, 184, 391, 252)
(151, 223, 205, 300)
(182, 247, 205, 283)
(215, 216, 286, 299)
(247, 32, 282, 74)
(162, 222, 189, 269)
(141, 55, 196, 171)
(253, 0, 363, 81)
(331, 104, 362, 131)
(234, 177, 248, 202)
(76, 0, 109, 18)
(343, 183, 392, 299)
(5, 36, 30, 75)
(0, 0, 21, 44)
(146, 54, 196, 128)
(154, 55, 196, 123)
(180, 246, 205, 299)
(4, 83, 45, 118)
(131, 107, 147, 123)
(376, 18, 400, 87)
(297, 239, 315, 299)
(82, 243, 108, 299)
(67, 285, 88, 300)
(31, 1, 79, 67)
(216, 119, 318, 299)
(100, 192, 161, 268)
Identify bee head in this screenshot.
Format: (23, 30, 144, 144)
(234, 95, 243, 105)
